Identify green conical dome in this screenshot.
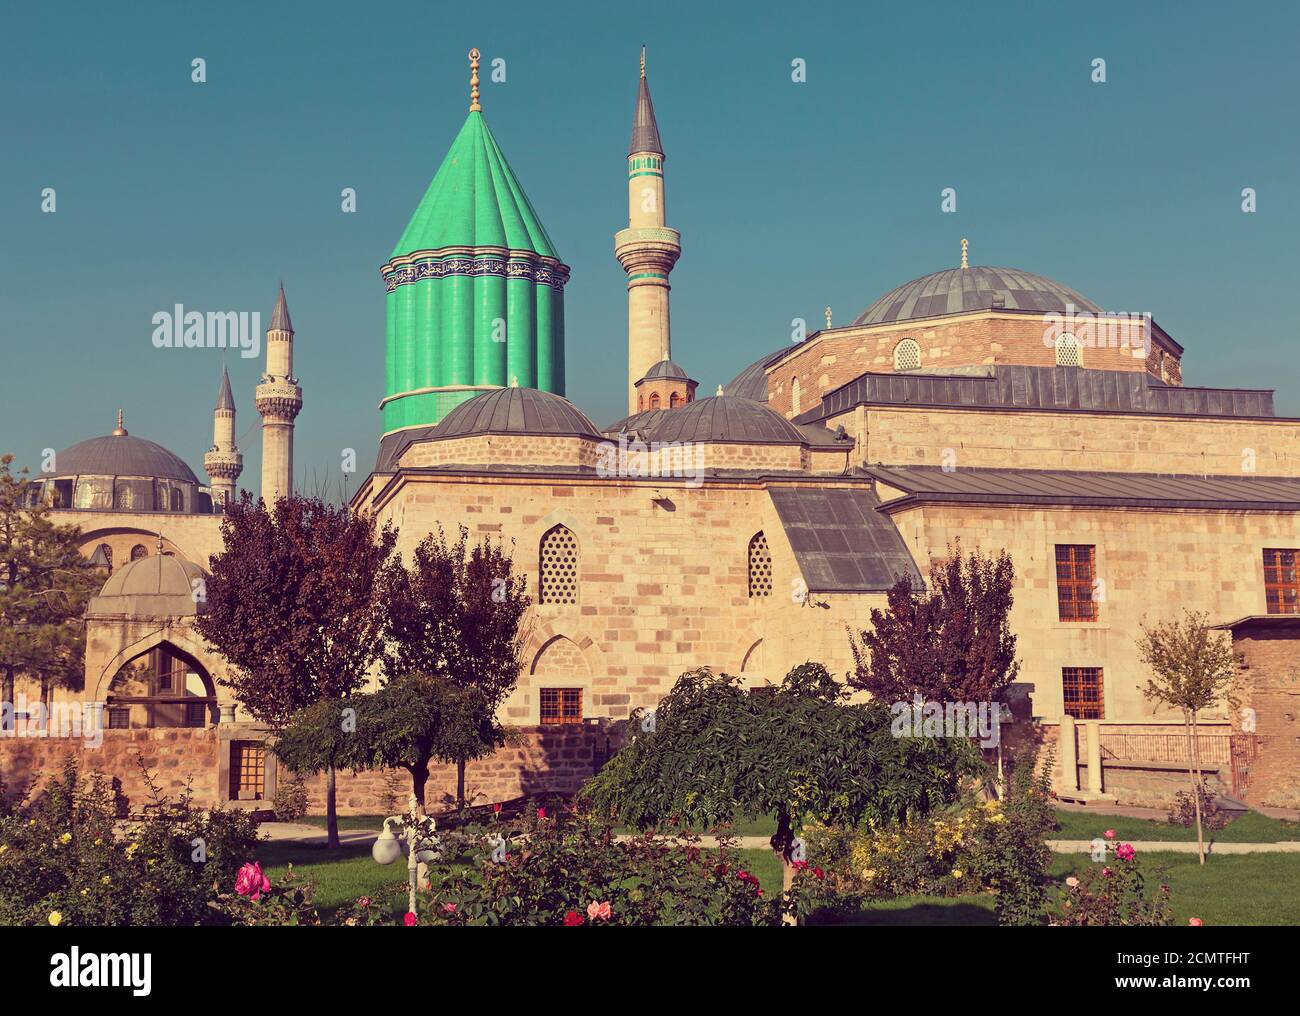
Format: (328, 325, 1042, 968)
(381, 110, 569, 435)
(392, 112, 560, 259)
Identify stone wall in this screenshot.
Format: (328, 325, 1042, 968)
(1225, 625, 1300, 809)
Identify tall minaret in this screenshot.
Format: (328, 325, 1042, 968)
(255, 283, 302, 504)
(615, 47, 681, 414)
(203, 366, 243, 507)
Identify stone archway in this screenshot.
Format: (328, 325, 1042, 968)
(89, 626, 226, 703)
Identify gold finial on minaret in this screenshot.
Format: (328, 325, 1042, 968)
(111, 409, 127, 437)
(640, 45, 646, 78)
(469, 48, 482, 112)
(960, 237, 969, 269)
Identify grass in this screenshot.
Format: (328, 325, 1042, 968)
(1052, 807, 1300, 843)
(254, 839, 411, 916)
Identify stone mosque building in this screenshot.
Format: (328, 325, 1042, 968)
(6, 50, 1299, 812)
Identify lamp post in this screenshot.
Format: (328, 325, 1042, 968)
(372, 794, 438, 920)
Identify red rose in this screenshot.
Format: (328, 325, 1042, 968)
(813, 867, 825, 881)
(493, 803, 502, 814)
(537, 807, 547, 820)
(714, 863, 729, 876)
(403, 911, 418, 926)
(791, 860, 808, 872)
(563, 910, 584, 926)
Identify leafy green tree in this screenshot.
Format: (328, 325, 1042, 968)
(0, 455, 99, 721)
(381, 527, 530, 809)
(193, 492, 397, 847)
(584, 663, 986, 886)
(272, 673, 498, 810)
(1137, 611, 1240, 865)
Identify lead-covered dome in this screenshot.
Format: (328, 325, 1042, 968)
(433, 386, 601, 440)
(854, 266, 1102, 326)
(50, 433, 198, 484)
(87, 553, 209, 617)
(641, 395, 805, 445)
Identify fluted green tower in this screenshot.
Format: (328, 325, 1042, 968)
(380, 49, 570, 434)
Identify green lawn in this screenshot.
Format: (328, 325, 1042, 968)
(254, 840, 411, 916)
(1052, 808, 1300, 843)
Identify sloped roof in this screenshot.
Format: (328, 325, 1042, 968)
(629, 73, 663, 156)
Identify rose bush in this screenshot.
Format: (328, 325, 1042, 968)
(1046, 839, 1173, 927)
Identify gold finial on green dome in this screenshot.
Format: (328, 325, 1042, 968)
(469, 48, 482, 112)
(961, 237, 969, 270)
(112, 409, 128, 437)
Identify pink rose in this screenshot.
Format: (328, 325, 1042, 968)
(1115, 843, 1135, 861)
(441, 902, 458, 914)
(357, 896, 371, 908)
(586, 900, 611, 921)
(791, 860, 808, 872)
(1101, 867, 1112, 877)
(493, 803, 502, 814)
(1104, 829, 1116, 840)
(404, 911, 418, 926)
(1065, 877, 1080, 888)
(234, 862, 270, 901)
(536, 807, 546, 820)
(1189, 917, 1203, 926)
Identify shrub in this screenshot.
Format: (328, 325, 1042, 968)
(0, 759, 259, 927)
(1167, 782, 1231, 832)
(209, 863, 322, 926)
(273, 771, 310, 823)
(1047, 841, 1174, 926)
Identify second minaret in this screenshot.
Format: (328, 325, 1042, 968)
(255, 283, 302, 504)
(615, 48, 681, 415)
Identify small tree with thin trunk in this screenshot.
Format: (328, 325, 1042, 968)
(193, 492, 397, 847)
(381, 527, 530, 810)
(1136, 611, 1240, 865)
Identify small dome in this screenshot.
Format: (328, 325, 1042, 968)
(640, 359, 691, 382)
(50, 432, 198, 484)
(640, 395, 805, 445)
(434, 387, 601, 440)
(88, 554, 209, 617)
(855, 266, 1102, 326)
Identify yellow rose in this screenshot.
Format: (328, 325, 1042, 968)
(48, 912, 62, 926)
(101, 876, 110, 885)
(951, 868, 964, 879)
(0, 844, 8, 854)
(58, 833, 72, 845)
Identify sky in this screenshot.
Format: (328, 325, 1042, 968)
(3, 0, 1298, 497)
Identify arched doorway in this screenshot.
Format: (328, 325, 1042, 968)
(103, 643, 217, 729)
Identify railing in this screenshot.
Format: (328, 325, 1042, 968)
(1079, 729, 1234, 768)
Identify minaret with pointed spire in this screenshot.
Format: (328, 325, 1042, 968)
(255, 283, 301, 504)
(204, 366, 243, 508)
(615, 47, 682, 414)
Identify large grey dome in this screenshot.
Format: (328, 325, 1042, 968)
(724, 345, 795, 402)
(641, 395, 805, 445)
(434, 387, 601, 440)
(854, 266, 1102, 326)
(50, 432, 199, 484)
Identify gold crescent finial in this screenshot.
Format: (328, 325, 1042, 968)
(469, 48, 482, 112)
(112, 408, 127, 437)
(641, 45, 646, 78)
(960, 237, 969, 270)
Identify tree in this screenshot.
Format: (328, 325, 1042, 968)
(381, 527, 530, 809)
(193, 492, 397, 847)
(272, 673, 498, 808)
(851, 541, 1020, 705)
(1137, 611, 1240, 865)
(0, 455, 99, 724)
(583, 663, 986, 889)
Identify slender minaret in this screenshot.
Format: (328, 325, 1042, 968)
(255, 283, 301, 504)
(615, 47, 681, 414)
(203, 367, 243, 507)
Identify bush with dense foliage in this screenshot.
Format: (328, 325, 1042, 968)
(1046, 837, 1174, 926)
(1167, 782, 1231, 832)
(0, 760, 259, 926)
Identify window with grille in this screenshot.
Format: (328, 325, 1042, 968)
(231, 742, 266, 800)
(540, 687, 583, 725)
(539, 525, 578, 605)
(1055, 544, 1098, 621)
(1055, 332, 1083, 367)
(1263, 549, 1300, 614)
(1062, 667, 1104, 719)
(107, 708, 130, 730)
(893, 339, 921, 372)
(748, 532, 772, 597)
(130, 544, 148, 561)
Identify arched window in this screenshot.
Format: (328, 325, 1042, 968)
(1055, 332, 1082, 367)
(539, 525, 579, 605)
(791, 377, 801, 415)
(170, 488, 183, 512)
(893, 339, 922, 372)
(649, 392, 661, 410)
(669, 392, 680, 409)
(748, 532, 772, 598)
(130, 544, 148, 561)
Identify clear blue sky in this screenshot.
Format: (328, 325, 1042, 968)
(3, 0, 1298, 496)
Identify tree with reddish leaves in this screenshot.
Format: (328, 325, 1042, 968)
(193, 492, 397, 847)
(851, 542, 1020, 706)
(381, 526, 531, 810)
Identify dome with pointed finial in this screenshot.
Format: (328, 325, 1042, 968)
(379, 48, 571, 434)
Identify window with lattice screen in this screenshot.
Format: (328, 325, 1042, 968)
(893, 339, 921, 371)
(791, 377, 801, 414)
(748, 532, 772, 597)
(539, 525, 579, 604)
(1055, 332, 1083, 367)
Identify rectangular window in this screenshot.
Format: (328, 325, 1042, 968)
(540, 688, 583, 725)
(1263, 549, 1300, 614)
(1055, 544, 1098, 622)
(107, 708, 131, 730)
(184, 701, 207, 728)
(231, 742, 266, 800)
(1062, 667, 1104, 720)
